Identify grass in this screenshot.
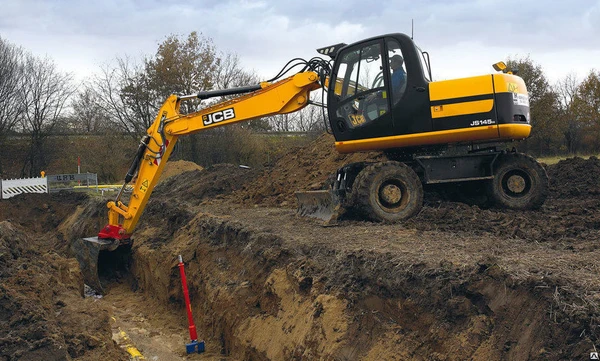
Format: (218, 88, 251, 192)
(537, 154, 599, 165)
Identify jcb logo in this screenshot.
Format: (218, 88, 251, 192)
(203, 108, 235, 126)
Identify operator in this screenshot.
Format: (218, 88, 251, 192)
(363, 54, 406, 109)
(389, 54, 406, 102)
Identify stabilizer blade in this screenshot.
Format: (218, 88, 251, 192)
(296, 190, 345, 225)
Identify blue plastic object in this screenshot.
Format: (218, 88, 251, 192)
(186, 340, 205, 354)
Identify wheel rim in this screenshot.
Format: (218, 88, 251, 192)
(501, 169, 531, 198)
(377, 179, 408, 212)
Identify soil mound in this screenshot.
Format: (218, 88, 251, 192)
(403, 157, 600, 244)
(547, 156, 600, 198)
(153, 163, 258, 204)
(158, 159, 203, 184)
(230, 133, 384, 207)
(0, 192, 89, 235)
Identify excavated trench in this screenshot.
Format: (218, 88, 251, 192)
(2, 147, 600, 360)
(93, 155, 600, 360)
(92, 198, 597, 360)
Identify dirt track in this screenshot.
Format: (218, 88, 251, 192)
(1, 134, 599, 360)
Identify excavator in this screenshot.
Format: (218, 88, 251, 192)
(73, 33, 548, 293)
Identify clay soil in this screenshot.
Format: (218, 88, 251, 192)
(1, 134, 599, 360)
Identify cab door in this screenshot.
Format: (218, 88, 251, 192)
(327, 39, 394, 142)
(386, 35, 432, 136)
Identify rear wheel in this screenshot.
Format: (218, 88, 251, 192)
(488, 153, 548, 210)
(352, 161, 423, 222)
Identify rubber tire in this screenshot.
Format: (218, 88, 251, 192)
(352, 161, 423, 222)
(488, 153, 548, 210)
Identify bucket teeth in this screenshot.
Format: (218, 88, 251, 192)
(296, 190, 344, 225)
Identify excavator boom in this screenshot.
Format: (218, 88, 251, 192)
(75, 70, 329, 293)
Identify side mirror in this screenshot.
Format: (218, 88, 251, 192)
(493, 62, 507, 72)
(492, 61, 514, 75)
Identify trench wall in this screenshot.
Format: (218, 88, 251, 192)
(126, 212, 591, 361)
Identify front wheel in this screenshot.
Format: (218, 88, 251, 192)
(352, 161, 423, 222)
(488, 153, 548, 210)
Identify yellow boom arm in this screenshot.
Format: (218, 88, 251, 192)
(99, 71, 322, 240)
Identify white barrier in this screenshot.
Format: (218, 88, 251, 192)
(1, 177, 49, 199)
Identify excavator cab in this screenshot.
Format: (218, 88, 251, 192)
(327, 33, 432, 145)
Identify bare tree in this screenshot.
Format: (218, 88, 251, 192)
(296, 93, 327, 133)
(269, 113, 297, 132)
(268, 95, 326, 133)
(0, 37, 24, 175)
(70, 85, 111, 133)
(91, 58, 154, 136)
(506, 56, 561, 155)
(87, 32, 271, 166)
(213, 52, 258, 89)
(554, 73, 582, 154)
(571, 70, 600, 152)
(91, 33, 223, 137)
(19, 54, 74, 176)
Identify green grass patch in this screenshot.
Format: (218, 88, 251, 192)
(537, 154, 600, 165)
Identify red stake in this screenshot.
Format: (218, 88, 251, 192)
(178, 255, 198, 343)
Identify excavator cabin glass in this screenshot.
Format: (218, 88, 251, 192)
(332, 41, 391, 130)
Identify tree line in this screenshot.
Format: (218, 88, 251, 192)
(0, 32, 599, 179)
(506, 57, 600, 156)
(0, 32, 324, 178)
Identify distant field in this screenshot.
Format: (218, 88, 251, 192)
(537, 154, 598, 165)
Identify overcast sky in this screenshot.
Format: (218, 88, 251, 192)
(1, 0, 599, 87)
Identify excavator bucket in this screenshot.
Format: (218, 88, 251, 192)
(295, 190, 345, 225)
(72, 237, 120, 295)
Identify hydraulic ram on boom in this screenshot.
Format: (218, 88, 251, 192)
(73, 71, 324, 294)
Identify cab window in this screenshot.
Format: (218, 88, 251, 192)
(386, 39, 407, 103)
(331, 41, 390, 129)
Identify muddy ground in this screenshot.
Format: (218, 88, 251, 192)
(1, 134, 599, 360)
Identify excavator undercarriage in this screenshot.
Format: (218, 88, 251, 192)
(297, 145, 548, 225)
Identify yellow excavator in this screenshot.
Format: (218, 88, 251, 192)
(74, 33, 548, 293)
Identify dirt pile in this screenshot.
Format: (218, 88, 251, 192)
(547, 156, 600, 198)
(402, 156, 600, 244)
(152, 163, 258, 207)
(229, 133, 384, 207)
(0, 192, 88, 236)
(159, 159, 204, 184)
(0, 205, 127, 360)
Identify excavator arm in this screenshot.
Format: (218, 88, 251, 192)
(75, 71, 323, 293)
(103, 71, 322, 240)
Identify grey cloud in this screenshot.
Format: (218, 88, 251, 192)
(0, 0, 598, 83)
